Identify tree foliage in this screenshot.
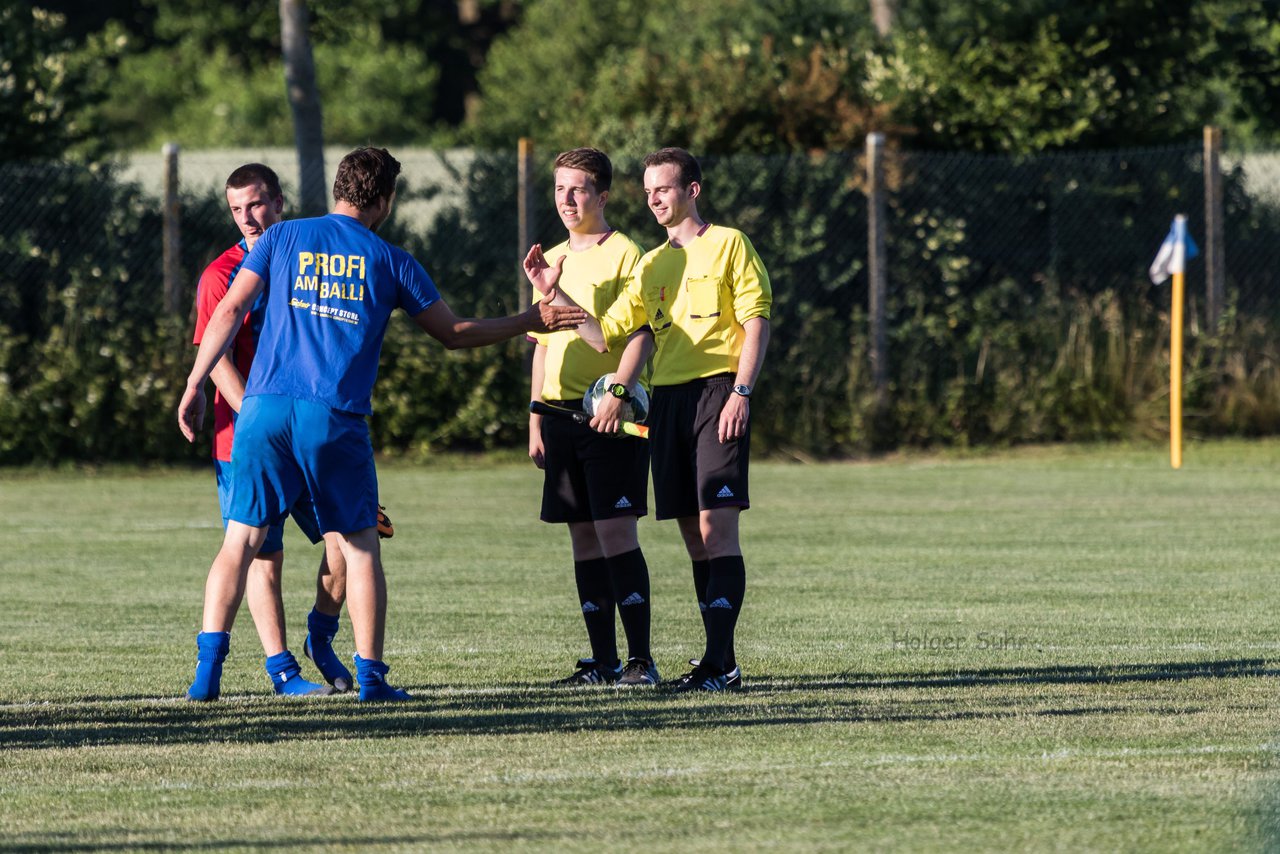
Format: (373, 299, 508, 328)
(870, 0, 1280, 152)
(0, 2, 111, 159)
(66, 0, 455, 151)
(469, 0, 1280, 155)
(19, 0, 1280, 156)
(470, 0, 883, 155)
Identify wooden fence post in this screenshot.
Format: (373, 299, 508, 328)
(1203, 125, 1225, 329)
(517, 138, 535, 313)
(866, 133, 888, 396)
(162, 142, 182, 316)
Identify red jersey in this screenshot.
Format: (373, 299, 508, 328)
(192, 240, 263, 462)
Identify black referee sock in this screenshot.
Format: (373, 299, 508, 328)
(692, 558, 737, 670)
(607, 548, 651, 661)
(574, 557, 618, 667)
(701, 555, 746, 673)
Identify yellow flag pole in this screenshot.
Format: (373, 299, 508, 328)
(1170, 270, 1184, 469)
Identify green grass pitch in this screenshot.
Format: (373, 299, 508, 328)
(2, 441, 1279, 851)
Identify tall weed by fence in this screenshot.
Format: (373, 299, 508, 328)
(2, 142, 1279, 464)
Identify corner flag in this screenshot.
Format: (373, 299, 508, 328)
(1149, 215, 1200, 285)
(1151, 214, 1199, 470)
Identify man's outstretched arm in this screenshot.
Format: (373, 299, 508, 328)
(412, 291, 586, 350)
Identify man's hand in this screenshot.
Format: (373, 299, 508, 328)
(523, 244, 566, 296)
(531, 290, 587, 333)
(178, 383, 207, 443)
(718, 393, 749, 443)
(529, 414, 546, 469)
(589, 393, 627, 435)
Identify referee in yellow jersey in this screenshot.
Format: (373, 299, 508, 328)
(536, 147, 772, 693)
(523, 148, 660, 687)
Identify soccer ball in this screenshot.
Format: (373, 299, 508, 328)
(584, 373, 649, 424)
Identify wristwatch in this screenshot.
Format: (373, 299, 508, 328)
(732, 384, 752, 398)
(608, 382, 633, 402)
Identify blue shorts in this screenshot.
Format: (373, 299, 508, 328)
(214, 459, 321, 553)
(227, 394, 379, 536)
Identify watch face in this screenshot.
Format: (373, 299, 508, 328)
(609, 383, 629, 398)
(733, 384, 752, 397)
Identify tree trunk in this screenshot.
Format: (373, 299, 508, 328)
(870, 0, 895, 38)
(280, 0, 326, 216)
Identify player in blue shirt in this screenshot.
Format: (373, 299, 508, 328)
(178, 147, 587, 702)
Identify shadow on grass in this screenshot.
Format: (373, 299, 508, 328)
(0, 828, 562, 853)
(1, 658, 1269, 751)
(771, 657, 1279, 691)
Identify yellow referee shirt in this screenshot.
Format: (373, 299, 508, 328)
(531, 230, 644, 400)
(599, 224, 771, 386)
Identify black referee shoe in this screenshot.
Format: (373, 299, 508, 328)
(685, 658, 743, 689)
(669, 662, 732, 693)
(551, 657, 622, 686)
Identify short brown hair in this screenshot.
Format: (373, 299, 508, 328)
(553, 147, 612, 193)
(642, 147, 701, 188)
(333, 147, 401, 210)
(226, 163, 282, 200)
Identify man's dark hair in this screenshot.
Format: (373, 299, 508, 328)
(333, 147, 401, 210)
(225, 163, 283, 200)
(553, 147, 613, 193)
(642, 147, 701, 188)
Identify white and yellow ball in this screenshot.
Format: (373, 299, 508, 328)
(583, 373, 650, 423)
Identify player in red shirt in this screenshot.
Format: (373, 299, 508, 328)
(191, 163, 365, 697)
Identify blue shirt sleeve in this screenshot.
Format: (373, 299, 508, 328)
(241, 223, 277, 283)
(395, 248, 441, 315)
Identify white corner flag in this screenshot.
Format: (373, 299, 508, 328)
(1148, 215, 1200, 285)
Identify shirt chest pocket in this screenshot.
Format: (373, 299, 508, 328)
(684, 275, 724, 320)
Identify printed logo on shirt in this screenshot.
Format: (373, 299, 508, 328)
(293, 251, 368, 325)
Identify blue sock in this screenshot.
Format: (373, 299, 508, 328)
(265, 650, 333, 696)
(354, 654, 411, 702)
(187, 631, 230, 701)
(305, 608, 353, 692)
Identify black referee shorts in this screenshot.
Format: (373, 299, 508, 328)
(649, 374, 750, 521)
(539, 399, 650, 524)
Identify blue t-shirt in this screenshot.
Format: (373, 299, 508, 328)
(240, 213, 441, 414)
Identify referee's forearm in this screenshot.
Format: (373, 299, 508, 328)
(734, 317, 771, 387)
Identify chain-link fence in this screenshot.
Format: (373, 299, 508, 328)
(3, 138, 1279, 463)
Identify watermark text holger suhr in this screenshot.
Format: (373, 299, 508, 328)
(890, 628, 1034, 652)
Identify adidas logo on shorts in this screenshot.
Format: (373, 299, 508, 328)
(614, 496, 632, 509)
(716, 485, 735, 499)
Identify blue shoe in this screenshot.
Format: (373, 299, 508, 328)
(304, 610, 353, 692)
(187, 631, 230, 701)
(354, 654, 411, 702)
(266, 650, 335, 696)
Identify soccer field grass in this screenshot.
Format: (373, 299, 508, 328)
(2, 442, 1279, 851)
